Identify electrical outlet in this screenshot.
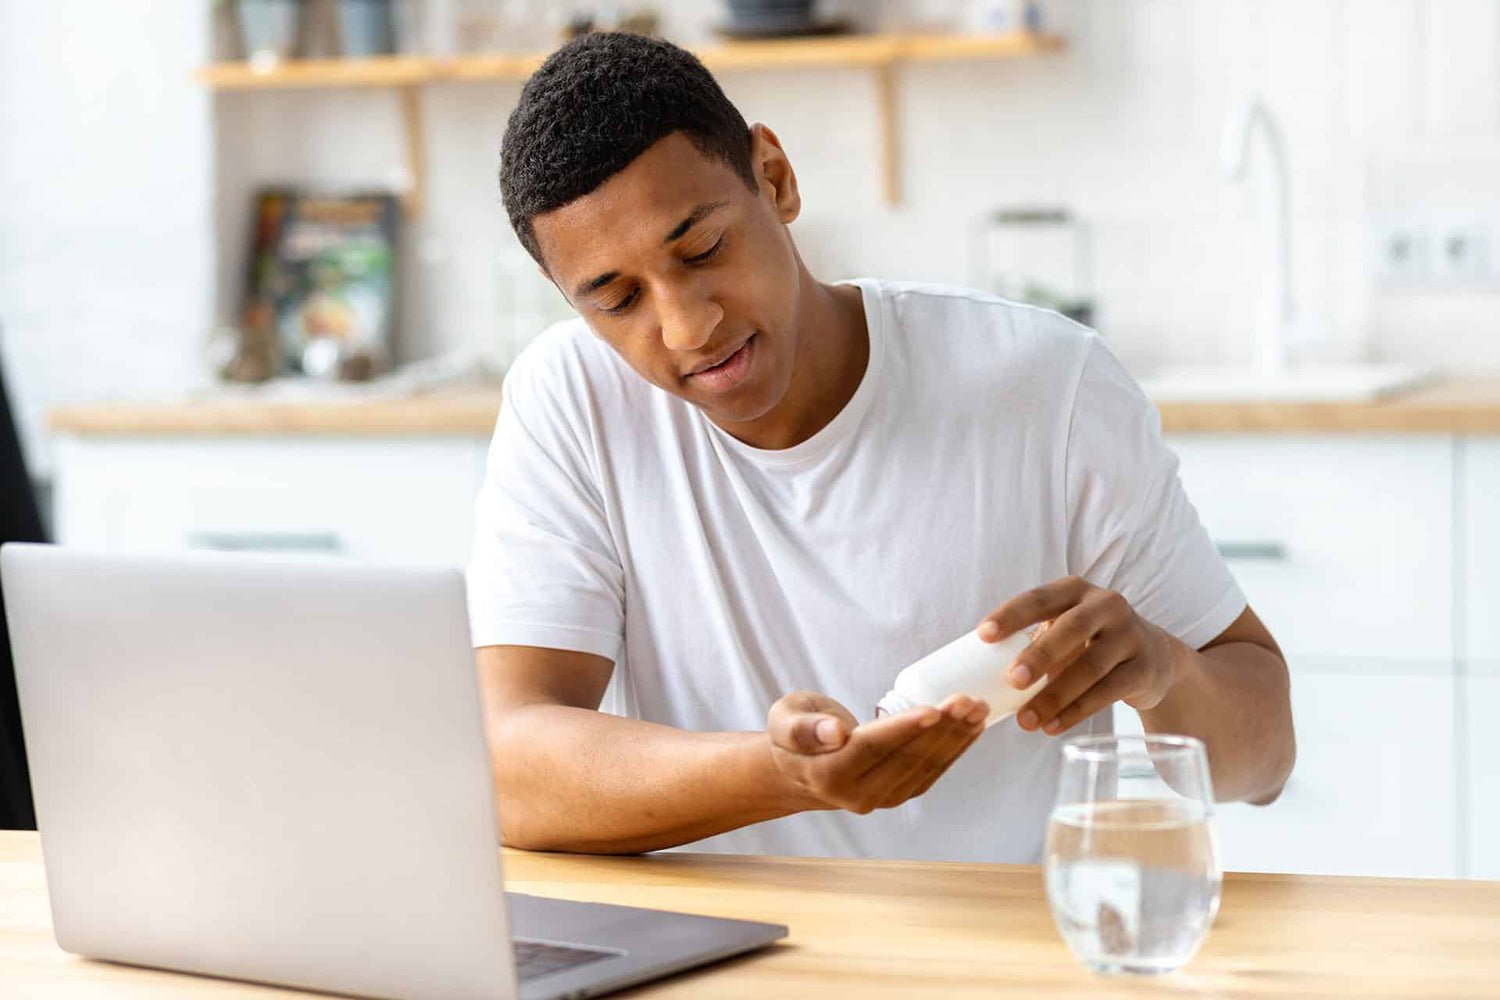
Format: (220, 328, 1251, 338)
(1370, 222, 1431, 284)
(1433, 223, 1490, 281)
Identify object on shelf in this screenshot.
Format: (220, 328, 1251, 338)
(561, 5, 662, 41)
(964, 0, 1043, 34)
(715, 0, 851, 38)
(338, 0, 396, 55)
(454, 0, 506, 52)
(970, 206, 1096, 328)
(234, 0, 305, 69)
(224, 189, 295, 383)
(233, 190, 400, 382)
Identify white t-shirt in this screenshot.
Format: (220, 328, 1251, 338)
(468, 279, 1246, 863)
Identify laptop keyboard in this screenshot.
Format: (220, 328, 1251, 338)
(512, 938, 622, 982)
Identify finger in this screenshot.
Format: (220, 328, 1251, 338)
(978, 576, 1093, 642)
(876, 709, 988, 807)
(904, 723, 987, 800)
(861, 696, 985, 791)
(1016, 630, 1135, 732)
(839, 705, 944, 771)
(1041, 663, 1138, 736)
(1006, 602, 1106, 690)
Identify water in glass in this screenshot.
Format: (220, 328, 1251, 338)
(1044, 735, 1221, 975)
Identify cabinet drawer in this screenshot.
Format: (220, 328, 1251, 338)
(53, 436, 490, 567)
(1117, 665, 1458, 878)
(1166, 435, 1453, 662)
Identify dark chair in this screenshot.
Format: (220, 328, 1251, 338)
(0, 330, 47, 829)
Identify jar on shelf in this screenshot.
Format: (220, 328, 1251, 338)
(969, 205, 1096, 329)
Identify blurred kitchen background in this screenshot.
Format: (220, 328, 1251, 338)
(2, 0, 1499, 883)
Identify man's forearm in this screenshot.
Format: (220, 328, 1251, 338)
(1138, 639, 1295, 804)
(487, 704, 810, 854)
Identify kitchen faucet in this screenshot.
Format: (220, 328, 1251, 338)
(1223, 96, 1294, 375)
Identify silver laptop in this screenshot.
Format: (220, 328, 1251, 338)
(1, 543, 785, 1000)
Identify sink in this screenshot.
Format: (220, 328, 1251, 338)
(1137, 364, 1432, 403)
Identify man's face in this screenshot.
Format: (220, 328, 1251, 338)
(531, 128, 804, 430)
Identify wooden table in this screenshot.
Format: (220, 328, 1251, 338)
(1, 831, 1495, 997)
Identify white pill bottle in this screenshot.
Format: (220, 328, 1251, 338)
(876, 628, 1050, 727)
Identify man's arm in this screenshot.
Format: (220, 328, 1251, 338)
(476, 645, 990, 854)
(1135, 607, 1295, 804)
(980, 580, 1295, 805)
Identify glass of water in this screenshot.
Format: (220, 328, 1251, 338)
(1045, 733, 1221, 976)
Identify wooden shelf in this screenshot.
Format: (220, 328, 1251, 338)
(196, 33, 1063, 89)
(197, 32, 1065, 212)
(197, 54, 434, 89)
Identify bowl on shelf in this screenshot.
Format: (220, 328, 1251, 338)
(719, 0, 849, 39)
(728, 0, 817, 20)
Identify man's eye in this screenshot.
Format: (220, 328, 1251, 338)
(602, 289, 639, 314)
(684, 237, 725, 265)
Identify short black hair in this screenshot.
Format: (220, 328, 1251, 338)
(500, 32, 758, 268)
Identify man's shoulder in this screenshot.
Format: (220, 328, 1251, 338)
(870, 279, 1093, 343)
(866, 279, 1099, 384)
(503, 316, 640, 418)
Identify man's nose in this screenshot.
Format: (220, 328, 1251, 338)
(657, 288, 724, 353)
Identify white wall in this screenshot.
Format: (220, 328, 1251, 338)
(212, 0, 1500, 374)
(5, 0, 1500, 474)
(0, 1, 214, 476)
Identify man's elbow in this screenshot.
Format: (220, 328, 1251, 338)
(1246, 722, 1296, 807)
(495, 792, 561, 853)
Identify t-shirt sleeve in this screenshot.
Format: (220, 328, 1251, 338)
(1063, 336, 1246, 649)
(466, 352, 625, 662)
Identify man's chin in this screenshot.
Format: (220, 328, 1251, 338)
(692, 387, 782, 432)
(697, 397, 774, 427)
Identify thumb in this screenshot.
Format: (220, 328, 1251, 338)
(769, 709, 848, 754)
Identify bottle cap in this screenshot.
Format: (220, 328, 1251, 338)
(874, 689, 916, 719)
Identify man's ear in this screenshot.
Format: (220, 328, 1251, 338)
(749, 123, 801, 225)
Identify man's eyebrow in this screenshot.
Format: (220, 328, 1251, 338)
(662, 201, 729, 245)
(573, 270, 620, 299)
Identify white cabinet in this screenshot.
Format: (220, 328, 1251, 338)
(1462, 439, 1500, 878)
(1167, 435, 1454, 663)
(1465, 438, 1500, 661)
(1117, 663, 1459, 879)
(1468, 677, 1500, 879)
(52, 434, 491, 567)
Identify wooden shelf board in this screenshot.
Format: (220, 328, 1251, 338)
(898, 31, 1066, 61)
(196, 55, 434, 90)
(697, 34, 900, 71)
(197, 33, 1066, 89)
(440, 53, 546, 82)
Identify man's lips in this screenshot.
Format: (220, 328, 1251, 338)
(685, 333, 757, 393)
(685, 335, 753, 377)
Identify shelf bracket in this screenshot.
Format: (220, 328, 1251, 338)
(876, 61, 900, 207)
(398, 85, 426, 219)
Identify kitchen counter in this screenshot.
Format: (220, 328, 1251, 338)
(46, 378, 1500, 437)
(2, 831, 1498, 997)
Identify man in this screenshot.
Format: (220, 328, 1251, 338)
(467, 32, 1294, 862)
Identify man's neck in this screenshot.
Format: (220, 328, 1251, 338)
(713, 276, 869, 451)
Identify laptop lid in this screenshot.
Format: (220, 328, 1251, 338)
(1, 544, 518, 1000)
